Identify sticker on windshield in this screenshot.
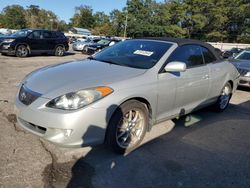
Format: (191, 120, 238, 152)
(134, 50, 154, 56)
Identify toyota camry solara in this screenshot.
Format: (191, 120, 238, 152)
(15, 38, 240, 154)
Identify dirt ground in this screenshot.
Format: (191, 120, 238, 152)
(0, 49, 250, 188)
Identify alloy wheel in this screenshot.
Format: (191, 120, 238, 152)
(219, 84, 231, 109)
(16, 46, 28, 57)
(56, 46, 65, 56)
(116, 109, 145, 149)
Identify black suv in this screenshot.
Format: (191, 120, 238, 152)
(0, 29, 69, 57)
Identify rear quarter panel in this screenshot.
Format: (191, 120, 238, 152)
(207, 60, 239, 100)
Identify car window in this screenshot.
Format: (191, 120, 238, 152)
(94, 39, 172, 69)
(200, 46, 217, 63)
(235, 51, 250, 60)
(43, 31, 53, 39)
(93, 39, 100, 43)
(29, 31, 42, 39)
(97, 40, 110, 45)
(167, 45, 204, 68)
(11, 29, 33, 37)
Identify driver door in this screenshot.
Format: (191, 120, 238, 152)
(27, 31, 44, 52)
(156, 44, 209, 121)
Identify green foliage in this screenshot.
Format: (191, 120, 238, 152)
(0, 1, 250, 43)
(109, 9, 125, 36)
(70, 5, 95, 28)
(0, 5, 26, 29)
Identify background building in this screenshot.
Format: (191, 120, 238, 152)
(69, 27, 91, 36)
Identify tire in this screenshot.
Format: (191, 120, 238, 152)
(55, 46, 65, 56)
(15, 45, 29, 57)
(82, 46, 88, 54)
(106, 100, 149, 154)
(213, 82, 232, 112)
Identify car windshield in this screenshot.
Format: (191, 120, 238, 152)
(235, 51, 250, 60)
(11, 29, 33, 37)
(97, 39, 110, 45)
(85, 38, 92, 42)
(93, 39, 172, 69)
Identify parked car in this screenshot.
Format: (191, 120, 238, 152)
(76, 37, 87, 42)
(229, 50, 250, 87)
(68, 36, 77, 44)
(0, 29, 69, 57)
(72, 38, 101, 51)
(85, 39, 120, 55)
(222, 47, 244, 59)
(15, 38, 239, 154)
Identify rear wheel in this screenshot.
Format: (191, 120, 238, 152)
(107, 100, 148, 154)
(16, 45, 29, 57)
(55, 46, 65, 56)
(213, 82, 232, 112)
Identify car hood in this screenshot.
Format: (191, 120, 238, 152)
(0, 36, 18, 42)
(229, 59, 250, 70)
(23, 59, 146, 99)
(75, 42, 92, 46)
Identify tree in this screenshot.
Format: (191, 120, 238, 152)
(0, 5, 26, 29)
(92, 11, 112, 35)
(70, 5, 95, 28)
(25, 5, 40, 28)
(109, 9, 125, 36)
(25, 5, 60, 30)
(94, 11, 110, 27)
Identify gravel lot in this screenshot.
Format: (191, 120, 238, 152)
(0, 50, 250, 188)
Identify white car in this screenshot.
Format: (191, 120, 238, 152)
(72, 38, 101, 51)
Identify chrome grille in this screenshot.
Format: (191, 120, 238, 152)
(237, 68, 248, 76)
(19, 85, 41, 105)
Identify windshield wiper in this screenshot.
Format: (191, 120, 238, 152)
(92, 58, 120, 65)
(100, 60, 123, 66)
(88, 56, 126, 67)
(88, 56, 118, 64)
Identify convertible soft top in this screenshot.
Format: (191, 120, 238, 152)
(138, 37, 220, 60)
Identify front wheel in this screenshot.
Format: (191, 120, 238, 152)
(213, 82, 232, 112)
(106, 100, 148, 154)
(82, 46, 88, 54)
(55, 46, 65, 56)
(16, 45, 29, 57)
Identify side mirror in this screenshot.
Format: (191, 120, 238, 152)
(164, 61, 186, 72)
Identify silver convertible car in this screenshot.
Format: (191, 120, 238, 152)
(15, 38, 239, 154)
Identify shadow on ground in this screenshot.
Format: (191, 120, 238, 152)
(43, 100, 250, 188)
(1, 51, 76, 58)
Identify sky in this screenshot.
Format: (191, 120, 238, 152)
(0, 0, 128, 23)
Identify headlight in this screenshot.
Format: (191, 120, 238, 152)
(245, 71, 250, 77)
(46, 87, 113, 110)
(3, 39, 15, 43)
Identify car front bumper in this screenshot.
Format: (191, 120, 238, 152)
(15, 93, 109, 147)
(72, 45, 84, 51)
(239, 76, 250, 87)
(0, 43, 15, 55)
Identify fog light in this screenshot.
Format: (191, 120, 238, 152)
(3, 44, 10, 49)
(45, 128, 73, 142)
(64, 129, 73, 137)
